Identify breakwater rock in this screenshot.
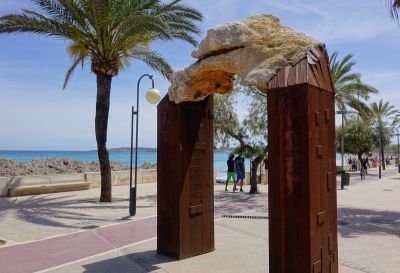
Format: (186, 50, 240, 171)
(0, 158, 156, 177)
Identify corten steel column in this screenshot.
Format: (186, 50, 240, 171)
(157, 95, 214, 259)
(267, 45, 338, 273)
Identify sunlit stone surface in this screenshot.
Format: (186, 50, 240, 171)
(168, 14, 321, 103)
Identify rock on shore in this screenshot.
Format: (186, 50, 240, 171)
(0, 158, 156, 177)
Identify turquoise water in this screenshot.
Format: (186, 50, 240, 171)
(0, 150, 231, 175)
(0, 150, 342, 177)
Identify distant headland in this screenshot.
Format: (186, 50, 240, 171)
(93, 147, 157, 152)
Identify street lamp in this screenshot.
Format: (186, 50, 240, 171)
(397, 129, 400, 173)
(336, 110, 357, 189)
(129, 74, 161, 216)
(336, 110, 346, 175)
(336, 110, 358, 171)
(378, 133, 382, 179)
(394, 128, 400, 174)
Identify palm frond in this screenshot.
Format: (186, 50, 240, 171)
(0, 13, 70, 37)
(126, 47, 173, 79)
(1, 0, 202, 85)
(330, 51, 379, 114)
(387, 0, 400, 23)
(63, 56, 86, 89)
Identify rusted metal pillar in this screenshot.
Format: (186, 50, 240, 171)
(157, 95, 214, 259)
(267, 45, 338, 273)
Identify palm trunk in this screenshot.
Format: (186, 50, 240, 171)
(249, 156, 262, 194)
(96, 73, 112, 202)
(381, 146, 386, 171)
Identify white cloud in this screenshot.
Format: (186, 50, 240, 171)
(186, 0, 397, 44)
(278, 0, 396, 43)
(362, 71, 400, 110)
(366, 71, 400, 85)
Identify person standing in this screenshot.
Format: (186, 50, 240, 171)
(351, 158, 357, 172)
(234, 155, 245, 192)
(225, 153, 236, 191)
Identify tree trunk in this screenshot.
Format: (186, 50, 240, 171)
(96, 73, 113, 202)
(249, 156, 262, 194)
(381, 145, 386, 171)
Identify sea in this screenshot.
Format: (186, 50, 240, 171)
(0, 150, 233, 178)
(0, 150, 343, 178)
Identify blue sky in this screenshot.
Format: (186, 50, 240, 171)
(0, 0, 399, 150)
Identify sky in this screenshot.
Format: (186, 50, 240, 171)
(0, 0, 399, 150)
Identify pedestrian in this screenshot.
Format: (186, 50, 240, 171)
(361, 157, 369, 174)
(234, 155, 245, 192)
(351, 158, 356, 172)
(225, 153, 236, 191)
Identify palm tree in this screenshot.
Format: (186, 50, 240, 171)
(0, 0, 202, 202)
(369, 100, 399, 170)
(388, 0, 400, 22)
(329, 51, 378, 119)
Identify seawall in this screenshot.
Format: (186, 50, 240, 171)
(1, 169, 157, 197)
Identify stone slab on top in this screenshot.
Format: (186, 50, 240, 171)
(168, 14, 322, 103)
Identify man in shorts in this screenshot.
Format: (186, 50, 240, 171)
(234, 155, 245, 192)
(225, 153, 236, 191)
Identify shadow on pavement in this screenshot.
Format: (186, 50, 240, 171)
(0, 188, 266, 230)
(338, 207, 400, 238)
(213, 190, 268, 215)
(0, 193, 156, 228)
(82, 250, 175, 273)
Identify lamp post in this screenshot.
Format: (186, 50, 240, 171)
(378, 133, 382, 179)
(129, 74, 161, 216)
(336, 110, 357, 189)
(396, 129, 400, 173)
(336, 111, 357, 168)
(337, 111, 345, 174)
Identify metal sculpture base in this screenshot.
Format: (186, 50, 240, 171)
(267, 45, 338, 273)
(157, 95, 214, 259)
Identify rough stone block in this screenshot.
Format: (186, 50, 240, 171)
(0, 177, 11, 197)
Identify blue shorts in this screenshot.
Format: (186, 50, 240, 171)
(236, 171, 244, 180)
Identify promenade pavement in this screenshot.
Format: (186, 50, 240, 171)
(0, 166, 399, 273)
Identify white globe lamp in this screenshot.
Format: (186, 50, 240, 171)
(145, 88, 161, 104)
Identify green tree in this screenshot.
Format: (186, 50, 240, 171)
(336, 118, 374, 161)
(369, 100, 399, 170)
(214, 84, 267, 194)
(0, 0, 202, 202)
(329, 51, 378, 118)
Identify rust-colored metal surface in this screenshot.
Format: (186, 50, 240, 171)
(267, 44, 334, 93)
(267, 45, 338, 273)
(157, 95, 214, 260)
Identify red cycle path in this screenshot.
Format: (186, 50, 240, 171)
(0, 217, 157, 273)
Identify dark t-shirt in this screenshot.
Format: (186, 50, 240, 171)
(361, 159, 368, 168)
(235, 157, 244, 172)
(227, 159, 235, 172)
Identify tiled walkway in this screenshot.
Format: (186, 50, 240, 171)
(0, 190, 268, 273)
